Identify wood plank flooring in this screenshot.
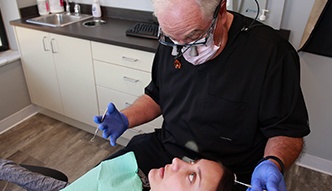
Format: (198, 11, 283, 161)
(285, 164, 332, 191)
(0, 113, 123, 191)
(1, 113, 332, 190)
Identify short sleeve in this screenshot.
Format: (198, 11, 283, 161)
(259, 50, 310, 138)
(145, 45, 165, 105)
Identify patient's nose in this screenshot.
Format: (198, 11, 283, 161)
(171, 158, 188, 171)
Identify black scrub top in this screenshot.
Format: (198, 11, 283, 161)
(145, 12, 310, 176)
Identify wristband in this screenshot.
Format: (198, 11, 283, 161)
(258, 155, 285, 174)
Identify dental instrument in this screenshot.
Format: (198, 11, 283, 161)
(234, 174, 267, 191)
(90, 107, 108, 142)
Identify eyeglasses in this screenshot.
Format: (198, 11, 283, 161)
(158, 0, 223, 48)
(158, 17, 217, 48)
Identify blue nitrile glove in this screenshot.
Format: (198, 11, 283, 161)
(247, 160, 287, 191)
(93, 103, 129, 146)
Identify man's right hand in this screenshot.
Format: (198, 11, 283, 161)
(93, 102, 129, 146)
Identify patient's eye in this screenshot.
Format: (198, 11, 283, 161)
(188, 172, 196, 183)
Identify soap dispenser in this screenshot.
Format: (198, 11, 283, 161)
(92, 0, 102, 18)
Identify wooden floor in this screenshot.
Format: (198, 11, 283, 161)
(0, 113, 123, 190)
(1, 113, 332, 190)
(285, 164, 332, 191)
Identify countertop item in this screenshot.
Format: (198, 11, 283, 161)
(10, 16, 159, 53)
(36, 0, 50, 16)
(49, 0, 64, 13)
(92, 0, 102, 18)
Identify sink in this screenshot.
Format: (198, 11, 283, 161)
(26, 13, 93, 27)
(83, 19, 107, 27)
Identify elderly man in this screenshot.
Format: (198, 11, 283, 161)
(95, 0, 310, 190)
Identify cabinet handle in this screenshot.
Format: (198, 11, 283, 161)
(42, 36, 49, 51)
(122, 56, 138, 62)
(123, 76, 139, 83)
(50, 38, 57, 53)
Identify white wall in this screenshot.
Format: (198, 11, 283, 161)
(280, 0, 332, 175)
(15, 0, 154, 11)
(227, 0, 286, 29)
(16, 0, 35, 9)
(0, 59, 31, 121)
(72, 0, 153, 11)
(0, 1, 35, 134)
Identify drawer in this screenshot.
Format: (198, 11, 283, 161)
(97, 86, 138, 113)
(97, 86, 162, 132)
(94, 60, 150, 97)
(92, 42, 155, 72)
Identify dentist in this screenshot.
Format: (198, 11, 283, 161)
(95, 0, 310, 190)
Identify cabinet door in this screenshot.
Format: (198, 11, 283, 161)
(15, 27, 63, 114)
(51, 34, 98, 126)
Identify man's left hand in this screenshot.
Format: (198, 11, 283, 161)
(247, 160, 287, 191)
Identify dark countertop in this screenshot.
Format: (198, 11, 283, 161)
(10, 17, 159, 53)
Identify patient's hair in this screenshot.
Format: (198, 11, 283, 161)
(216, 163, 236, 191)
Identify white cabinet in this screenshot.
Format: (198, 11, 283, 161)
(14, 26, 161, 137)
(15, 27, 62, 114)
(92, 42, 162, 140)
(15, 27, 98, 126)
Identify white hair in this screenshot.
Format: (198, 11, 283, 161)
(195, 0, 223, 19)
(151, 0, 222, 20)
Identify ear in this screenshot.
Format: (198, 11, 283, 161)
(218, 1, 228, 26)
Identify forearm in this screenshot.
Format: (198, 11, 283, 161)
(264, 136, 304, 171)
(121, 94, 161, 128)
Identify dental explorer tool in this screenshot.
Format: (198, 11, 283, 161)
(90, 107, 108, 142)
(234, 174, 266, 191)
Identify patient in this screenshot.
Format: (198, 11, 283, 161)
(149, 158, 235, 191)
(0, 156, 235, 191)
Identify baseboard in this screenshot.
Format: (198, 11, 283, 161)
(0, 104, 39, 134)
(296, 153, 332, 176)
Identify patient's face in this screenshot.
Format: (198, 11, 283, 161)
(148, 158, 223, 191)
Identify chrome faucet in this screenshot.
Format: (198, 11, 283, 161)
(65, 0, 71, 14)
(65, 0, 80, 16)
(74, 2, 81, 16)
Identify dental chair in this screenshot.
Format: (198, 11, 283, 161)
(20, 164, 68, 182)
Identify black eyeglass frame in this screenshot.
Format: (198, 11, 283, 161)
(158, 0, 224, 48)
